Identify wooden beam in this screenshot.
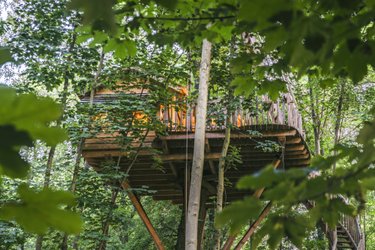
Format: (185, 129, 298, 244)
(222, 159, 280, 250)
(82, 149, 154, 158)
(83, 147, 308, 160)
(159, 129, 297, 141)
(202, 180, 216, 194)
(285, 144, 305, 151)
(234, 202, 273, 250)
(205, 138, 217, 175)
(137, 152, 308, 163)
(285, 149, 308, 155)
(153, 195, 183, 200)
(121, 181, 165, 250)
(160, 152, 221, 161)
(285, 137, 302, 144)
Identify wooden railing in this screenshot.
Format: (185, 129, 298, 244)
(339, 214, 364, 249)
(338, 195, 365, 249)
(160, 93, 305, 137)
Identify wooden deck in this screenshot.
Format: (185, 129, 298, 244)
(83, 124, 310, 205)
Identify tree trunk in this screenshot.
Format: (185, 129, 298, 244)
(329, 82, 345, 250)
(36, 74, 70, 250)
(97, 189, 119, 250)
(90, 49, 105, 105)
(60, 44, 104, 250)
(60, 139, 84, 250)
(333, 82, 345, 166)
(35, 30, 77, 250)
(198, 191, 208, 250)
(309, 87, 321, 155)
(175, 208, 185, 250)
(215, 115, 231, 250)
(185, 39, 212, 250)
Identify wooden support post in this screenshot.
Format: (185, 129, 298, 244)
(185, 164, 191, 226)
(121, 181, 165, 250)
(234, 202, 273, 250)
(205, 138, 217, 175)
(222, 159, 281, 250)
(278, 136, 286, 170)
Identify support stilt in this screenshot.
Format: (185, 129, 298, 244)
(198, 190, 208, 250)
(234, 202, 273, 249)
(121, 181, 165, 250)
(222, 159, 281, 250)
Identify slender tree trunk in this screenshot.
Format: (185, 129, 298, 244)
(60, 139, 84, 250)
(60, 44, 104, 250)
(36, 74, 70, 250)
(333, 82, 345, 166)
(309, 87, 321, 156)
(97, 189, 119, 250)
(175, 208, 185, 250)
(185, 39, 212, 250)
(90, 49, 105, 105)
(35, 28, 77, 250)
(329, 82, 345, 250)
(215, 115, 231, 250)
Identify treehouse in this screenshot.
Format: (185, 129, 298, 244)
(80, 78, 364, 250)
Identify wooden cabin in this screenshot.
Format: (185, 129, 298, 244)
(80, 79, 363, 250)
(81, 79, 310, 201)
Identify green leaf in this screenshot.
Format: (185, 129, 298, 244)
(104, 39, 137, 59)
(264, 27, 287, 52)
(357, 118, 375, 145)
(347, 50, 368, 83)
(304, 33, 326, 53)
(319, 78, 336, 89)
(284, 215, 311, 248)
(361, 177, 375, 190)
(0, 184, 82, 234)
(231, 76, 257, 97)
(237, 165, 284, 190)
(263, 180, 294, 200)
(69, 0, 116, 33)
(215, 196, 263, 234)
(238, 0, 292, 27)
(207, 23, 234, 42)
(259, 79, 287, 100)
(0, 87, 66, 145)
(154, 0, 178, 10)
(230, 55, 252, 74)
(0, 125, 32, 178)
(0, 47, 13, 65)
(90, 31, 109, 46)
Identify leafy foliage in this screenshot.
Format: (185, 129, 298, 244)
(0, 87, 65, 179)
(216, 109, 375, 247)
(0, 184, 82, 234)
(0, 87, 80, 235)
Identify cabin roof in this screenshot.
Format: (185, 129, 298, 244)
(80, 67, 186, 100)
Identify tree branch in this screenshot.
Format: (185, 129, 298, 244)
(137, 15, 235, 21)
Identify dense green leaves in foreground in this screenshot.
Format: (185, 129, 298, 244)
(72, 0, 375, 91)
(0, 184, 81, 234)
(216, 110, 375, 248)
(0, 87, 66, 178)
(0, 87, 82, 235)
